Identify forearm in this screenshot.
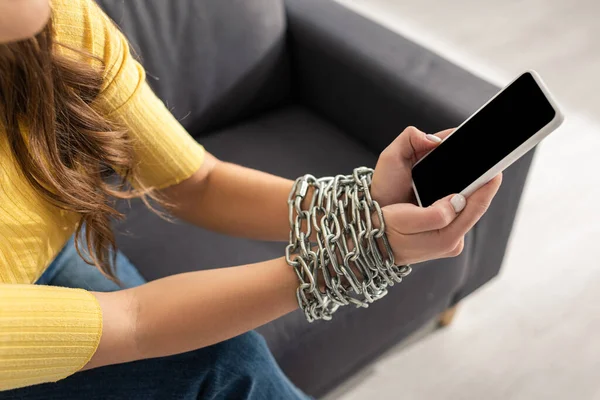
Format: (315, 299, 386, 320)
(163, 156, 297, 241)
(87, 257, 298, 369)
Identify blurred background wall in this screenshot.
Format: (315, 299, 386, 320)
(329, 1, 600, 399)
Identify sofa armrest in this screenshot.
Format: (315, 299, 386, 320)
(285, 0, 536, 302)
(285, 0, 498, 153)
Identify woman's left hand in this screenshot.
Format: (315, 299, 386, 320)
(371, 126, 454, 207)
(369, 126, 503, 265)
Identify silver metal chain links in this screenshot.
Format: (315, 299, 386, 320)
(286, 167, 412, 322)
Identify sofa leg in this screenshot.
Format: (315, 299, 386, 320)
(438, 305, 459, 327)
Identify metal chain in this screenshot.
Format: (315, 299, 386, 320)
(286, 167, 412, 322)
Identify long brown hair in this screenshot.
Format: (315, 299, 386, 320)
(0, 17, 155, 279)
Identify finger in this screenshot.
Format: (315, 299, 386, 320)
(383, 194, 460, 234)
(434, 128, 455, 141)
(389, 231, 464, 265)
(383, 126, 435, 165)
(402, 175, 501, 259)
(414, 128, 455, 160)
(383, 126, 456, 167)
(442, 174, 503, 238)
(444, 237, 465, 258)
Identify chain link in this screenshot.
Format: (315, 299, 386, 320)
(286, 167, 411, 322)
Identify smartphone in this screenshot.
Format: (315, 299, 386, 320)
(412, 70, 564, 207)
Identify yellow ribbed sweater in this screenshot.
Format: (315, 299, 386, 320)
(0, 0, 204, 390)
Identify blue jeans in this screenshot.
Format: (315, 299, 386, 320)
(1, 235, 309, 400)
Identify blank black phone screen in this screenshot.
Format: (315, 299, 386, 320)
(412, 72, 556, 207)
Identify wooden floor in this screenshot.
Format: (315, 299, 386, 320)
(326, 1, 600, 399)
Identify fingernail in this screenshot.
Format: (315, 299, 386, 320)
(426, 134, 442, 143)
(450, 194, 466, 213)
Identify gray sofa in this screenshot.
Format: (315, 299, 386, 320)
(97, 0, 534, 397)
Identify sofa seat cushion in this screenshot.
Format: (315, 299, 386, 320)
(114, 105, 469, 396)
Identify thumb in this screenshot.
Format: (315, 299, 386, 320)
(383, 194, 461, 234)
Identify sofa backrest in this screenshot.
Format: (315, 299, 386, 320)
(96, 0, 290, 136)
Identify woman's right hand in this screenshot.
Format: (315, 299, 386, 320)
(382, 174, 503, 265)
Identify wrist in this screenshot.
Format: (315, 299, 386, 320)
(286, 169, 410, 323)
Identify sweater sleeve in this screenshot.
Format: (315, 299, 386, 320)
(54, 0, 205, 189)
(0, 285, 102, 391)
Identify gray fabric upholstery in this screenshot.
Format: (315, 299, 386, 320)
(96, 0, 290, 135)
(286, 0, 500, 153)
(114, 106, 470, 395)
(99, 0, 535, 396)
(284, 0, 535, 312)
(454, 150, 534, 301)
(114, 106, 376, 276)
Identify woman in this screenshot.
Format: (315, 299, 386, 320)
(0, 0, 502, 398)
